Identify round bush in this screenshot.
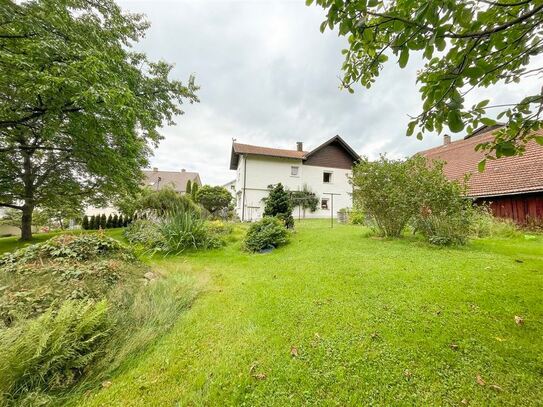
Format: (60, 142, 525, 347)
(244, 217, 290, 253)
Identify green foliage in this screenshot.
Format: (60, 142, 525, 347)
(0, 233, 136, 326)
(82, 216, 89, 230)
(263, 183, 294, 228)
(100, 214, 107, 230)
(185, 180, 192, 195)
(156, 211, 223, 255)
(470, 205, 520, 238)
(244, 217, 290, 253)
(352, 155, 472, 244)
(349, 209, 366, 225)
(0, 0, 199, 240)
(190, 183, 199, 201)
(195, 185, 232, 218)
(312, 0, 543, 157)
(0, 300, 110, 402)
(106, 214, 113, 229)
(290, 185, 319, 217)
(124, 219, 164, 248)
(119, 186, 200, 219)
(352, 156, 418, 237)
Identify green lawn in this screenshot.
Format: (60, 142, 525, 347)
(4, 221, 542, 406)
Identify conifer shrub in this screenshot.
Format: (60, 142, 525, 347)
(82, 215, 89, 230)
(244, 217, 290, 252)
(263, 183, 294, 228)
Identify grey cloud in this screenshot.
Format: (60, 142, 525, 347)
(121, 0, 541, 185)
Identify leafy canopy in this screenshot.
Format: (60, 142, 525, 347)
(309, 0, 543, 164)
(195, 185, 232, 216)
(0, 0, 198, 238)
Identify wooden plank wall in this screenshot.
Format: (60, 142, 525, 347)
(477, 193, 543, 225)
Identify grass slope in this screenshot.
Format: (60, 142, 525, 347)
(61, 221, 543, 405)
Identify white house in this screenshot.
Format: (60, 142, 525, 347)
(229, 135, 359, 221)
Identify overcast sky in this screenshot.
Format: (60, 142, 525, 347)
(119, 0, 540, 186)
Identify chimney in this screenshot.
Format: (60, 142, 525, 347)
(443, 134, 451, 145)
(152, 167, 158, 172)
(296, 141, 303, 151)
(181, 168, 186, 172)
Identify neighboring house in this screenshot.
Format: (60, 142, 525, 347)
(86, 168, 202, 216)
(223, 180, 236, 198)
(229, 135, 359, 221)
(143, 168, 201, 193)
(419, 125, 543, 225)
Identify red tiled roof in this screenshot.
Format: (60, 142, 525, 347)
(420, 129, 543, 198)
(232, 143, 307, 159)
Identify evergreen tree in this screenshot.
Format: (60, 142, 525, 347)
(82, 215, 89, 230)
(186, 180, 192, 195)
(263, 183, 294, 229)
(100, 214, 107, 229)
(106, 214, 113, 228)
(118, 214, 124, 227)
(112, 214, 119, 228)
(191, 183, 199, 201)
(89, 215, 96, 230)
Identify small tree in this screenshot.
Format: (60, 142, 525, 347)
(118, 214, 124, 228)
(100, 214, 107, 230)
(190, 183, 199, 201)
(89, 215, 96, 230)
(82, 215, 89, 230)
(186, 180, 192, 195)
(196, 185, 232, 218)
(112, 214, 119, 228)
(106, 214, 113, 229)
(290, 185, 318, 218)
(263, 183, 294, 228)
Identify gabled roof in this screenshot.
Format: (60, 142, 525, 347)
(419, 128, 543, 198)
(229, 135, 359, 170)
(304, 135, 360, 161)
(142, 169, 201, 193)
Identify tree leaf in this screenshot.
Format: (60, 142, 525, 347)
(447, 110, 464, 133)
(399, 48, 409, 68)
(478, 159, 486, 172)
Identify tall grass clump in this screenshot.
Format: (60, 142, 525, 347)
(0, 300, 110, 403)
(470, 205, 520, 238)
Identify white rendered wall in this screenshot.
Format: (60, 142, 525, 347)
(233, 155, 353, 221)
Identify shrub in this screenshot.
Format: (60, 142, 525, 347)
(0, 300, 110, 401)
(263, 183, 294, 228)
(352, 155, 473, 245)
(351, 156, 419, 237)
(100, 214, 107, 229)
(290, 185, 318, 218)
(244, 217, 290, 252)
(157, 210, 222, 254)
(82, 215, 89, 230)
(195, 185, 232, 218)
(124, 219, 164, 248)
(349, 209, 366, 225)
(470, 205, 520, 238)
(0, 234, 138, 326)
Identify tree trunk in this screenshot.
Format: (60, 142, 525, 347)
(20, 150, 35, 241)
(20, 204, 33, 241)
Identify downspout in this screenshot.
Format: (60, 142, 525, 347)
(241, 154, 247, 221)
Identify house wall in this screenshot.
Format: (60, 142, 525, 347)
(233, 154, 353, 221)
(476, 192, 543, 226)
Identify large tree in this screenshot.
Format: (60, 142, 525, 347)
(0, 0, 198, 240)
(310, 0, 543, 166)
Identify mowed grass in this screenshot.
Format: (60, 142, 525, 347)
(21, 221, 543, 405)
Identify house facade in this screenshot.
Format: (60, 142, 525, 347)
(229, 136, 359, 221)
(419, 126, 543, 225)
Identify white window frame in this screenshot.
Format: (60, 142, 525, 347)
(321, 198, 329, 210)
(291, 166, 299, 177)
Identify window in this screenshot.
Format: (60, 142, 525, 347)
(321, 198, 329, 210)
(291, 166, 299, 176)
(323, 171, 332, 183)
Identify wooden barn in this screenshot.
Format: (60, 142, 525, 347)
(420, 126, 543, 226)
